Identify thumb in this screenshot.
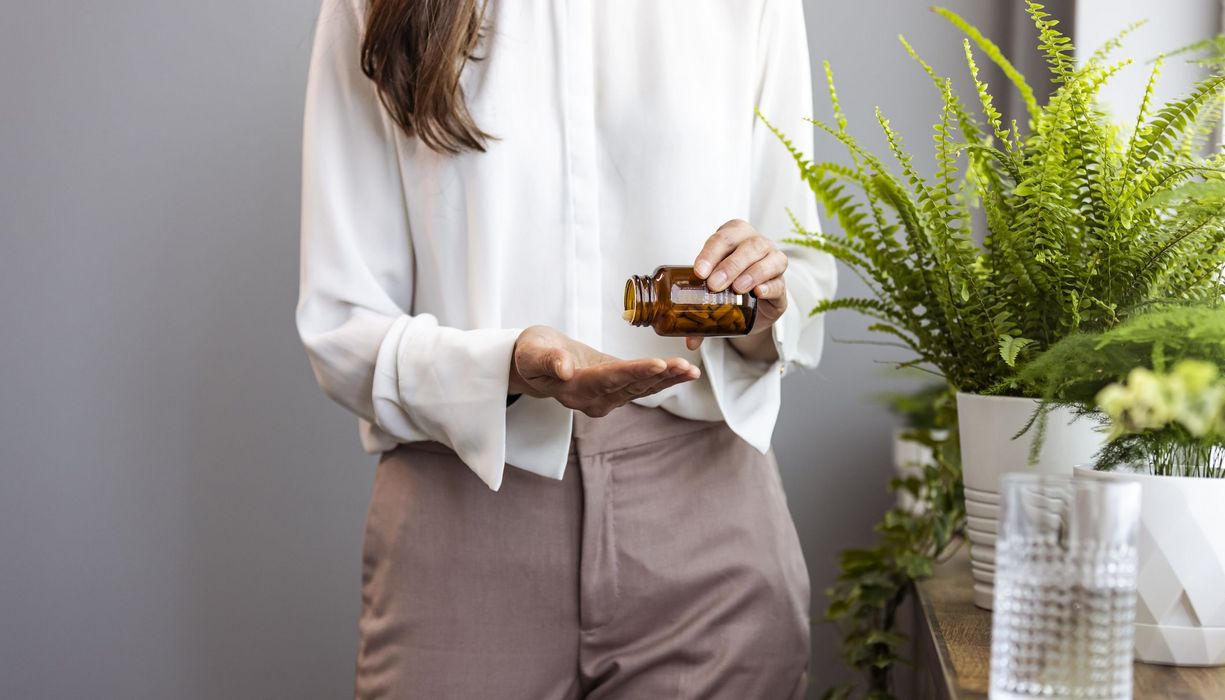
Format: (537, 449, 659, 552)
(685, 337, 703, 351)
(544, 348, 575, 382)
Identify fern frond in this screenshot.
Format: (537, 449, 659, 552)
(932, 6, 1039, 122)
(1121, 57, 1164, 186)
(1026, 1, 1075, 84)
(1085, 20, 1148, 68)
(963, 143, 1022, 183)
(1133, 73, 1225, 172)
(899, 34, 984, 145)
(812, 297, 905, 325)
(999, 335, 1036, 368)
(824, 62, 913, 282)
(1140, 179, 1225, 211)
(824, 61, 850, 136)
(963, 40, 1008, 144)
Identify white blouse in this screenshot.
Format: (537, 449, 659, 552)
(297, 0, 836, 490)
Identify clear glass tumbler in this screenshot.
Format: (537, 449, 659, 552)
(989, 473, 1141, 700)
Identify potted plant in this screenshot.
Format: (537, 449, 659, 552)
(1084, 364, 1225, 666)
(1016, 304, 1225, 666)
(766, 1, 1225, 608)
(880, 382, 951, 513)
(823, 394, 964, 699)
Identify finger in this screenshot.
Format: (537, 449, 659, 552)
(753, 278, 787, 301)
(571, 359, 671, 415)
(575, 358, 668, 395)
(611, 357, 698, 396)
(643, 371, 701, 394)
(731, 250, 788, 295)
(693, 220, 754, 280)
(622, 372, 698, 403)
(551, 350, 574, 381)
(662, 357, 700, 381)
(572, 358, 698, 416)
(707, 236, 774, 292)
(606, 363, 701, 406)
(617, 363, 689, 397)
(685, 337, 703, 351)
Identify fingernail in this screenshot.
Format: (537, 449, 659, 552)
(695, 260, 711, 277)
(734, 274, 753, 292)
(708, 270, 727, 290)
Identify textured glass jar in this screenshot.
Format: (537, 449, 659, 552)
(623, 265, 757, 337)
(989, 473, 1140, 700)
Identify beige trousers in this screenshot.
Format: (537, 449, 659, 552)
(355, 404, 811, 699)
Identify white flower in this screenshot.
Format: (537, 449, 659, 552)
(1098, 361, 1225, 442)
(1173, 359, 1219, 393)
(1169, 363, 1225, 438)
(1096, 383, 1134, 439)
(1125, 367, 1173, 431)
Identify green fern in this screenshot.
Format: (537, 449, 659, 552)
(769, 5, 1225, 397)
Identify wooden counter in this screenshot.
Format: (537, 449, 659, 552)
(910, 544, 1225, 699)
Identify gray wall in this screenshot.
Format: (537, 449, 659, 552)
(0, 1, 1085, 698)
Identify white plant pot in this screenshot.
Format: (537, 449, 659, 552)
(956, 393, 1104, 609)
(1076, 466, 1225, 666)
(891, 428, 946, 514)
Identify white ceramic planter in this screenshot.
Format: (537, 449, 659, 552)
(956, 393, 1104, 609)
(1076, 467, 1225, 666)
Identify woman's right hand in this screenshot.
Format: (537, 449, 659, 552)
(509, 326, 700, 417)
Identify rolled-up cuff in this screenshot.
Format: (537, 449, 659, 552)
(370, 315, 524, 490)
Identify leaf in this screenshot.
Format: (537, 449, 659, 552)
(932, 6, 1039, 121)
(865, 629, 909, 648)
(999, 335, 1035, 368)
(1140, 179, 1225, 211)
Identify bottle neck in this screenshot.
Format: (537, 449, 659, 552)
(624, 275, 658, 326)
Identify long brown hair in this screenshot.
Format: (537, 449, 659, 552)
(360, 0, 491, 154)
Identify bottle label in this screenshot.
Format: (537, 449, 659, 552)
(671, 285, 743, 306)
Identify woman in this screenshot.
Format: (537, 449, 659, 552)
(297, 0, 836, 697)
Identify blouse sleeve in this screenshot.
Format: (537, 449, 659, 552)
(296, 0, 521, 490)
(698, 0, 837, 453)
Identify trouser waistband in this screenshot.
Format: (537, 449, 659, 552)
(569, 403, 723, 457)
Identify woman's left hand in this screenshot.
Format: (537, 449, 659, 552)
(688, 219, 787, 361)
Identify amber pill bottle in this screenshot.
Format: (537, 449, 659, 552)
(623, 265, 757, 337)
